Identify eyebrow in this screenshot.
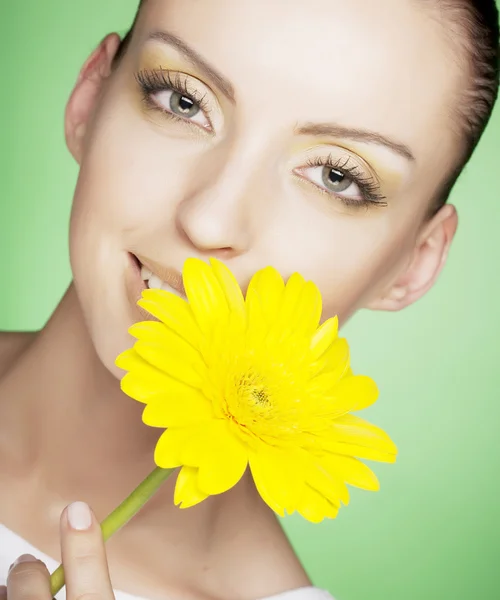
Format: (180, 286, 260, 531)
(147, 30, 236, 102)
(147, 30, 415, 162)
(297, 123, 415, 161)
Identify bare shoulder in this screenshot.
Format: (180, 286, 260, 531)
(222, 508, 311, 600)
(0, 331, 37, 379)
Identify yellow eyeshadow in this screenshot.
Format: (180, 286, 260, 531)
(299, 139, 405, 192)
(337, 143, 405, 188)
(137, 46, 197, 81)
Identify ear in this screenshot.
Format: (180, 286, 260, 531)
(65, 33, 122, 163)
(365, 204, 458, 312)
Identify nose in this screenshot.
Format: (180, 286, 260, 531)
(175, 136, 271, 258)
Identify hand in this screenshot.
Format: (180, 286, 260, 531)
(0, 502, 115, 599)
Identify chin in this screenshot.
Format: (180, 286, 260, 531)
(69, 248, 146, 381)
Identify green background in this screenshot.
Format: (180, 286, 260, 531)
(1, 2, 499, 599)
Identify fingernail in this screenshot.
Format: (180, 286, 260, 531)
(67, 501, 92, 530)
(8, 554, 36, 572)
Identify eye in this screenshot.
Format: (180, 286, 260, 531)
(318, 166, 358, 196)
(152, 88, 210, 128)
(136, 69, 214, 131)
(295, 155, 387, 208)
(302, 163, 362, 199)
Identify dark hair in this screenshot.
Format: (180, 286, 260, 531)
(113, 0, 499, 219)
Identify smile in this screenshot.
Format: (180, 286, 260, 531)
(132, 254, 186, 300)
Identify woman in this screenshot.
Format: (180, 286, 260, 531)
(0, 0, 498, 598)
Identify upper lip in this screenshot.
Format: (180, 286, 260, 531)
(134, 254, 186, 297)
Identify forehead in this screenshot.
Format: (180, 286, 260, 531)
(137, 0, 463, 161)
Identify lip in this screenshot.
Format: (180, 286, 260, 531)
(132, 253, 186, 298)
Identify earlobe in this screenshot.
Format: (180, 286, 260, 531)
(64, 33, 122, 163)
(366, 204, 458, 312)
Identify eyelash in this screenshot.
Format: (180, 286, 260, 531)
(135, 70, 387, 210)
(304, 155, 388, 209)
(135, 68, 212, 127)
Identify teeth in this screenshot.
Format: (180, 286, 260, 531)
(141, 266, 153, 280)
(148, 274, 163, 289)
(140, 262, 184, 298)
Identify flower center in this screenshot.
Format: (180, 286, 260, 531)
(251, 387, 270, 407)
(223, 369, 275, 431)
(238, 371, 271, 408)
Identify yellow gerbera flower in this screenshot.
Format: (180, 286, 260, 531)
(115, 258, 397, 523)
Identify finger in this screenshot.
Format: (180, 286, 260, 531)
(7, 554, 52, 600)
(0, 584, 7, 600)
(61, 502, 115, 600)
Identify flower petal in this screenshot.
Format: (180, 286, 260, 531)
(153, 428, 190, 468)
(246, 266, 285, 329)
(174, 466, 210, 508)
(321, 454, 380, 491)
(325, 375, 379, 418)
(183, 258, 229, 332)
(326, 442, 397, 463)
(133, 340, 205, 388)
(209, 257, 246, 319)
(249, 445, 306, 517)
(137, 289, 201, 345)
(296, 485, 340, 523)
(332, 414, 398, 456)
(142, 390, 214, 428)
(309, 337, 350, 381)
(310, 316, 339, 361)
(306, 459, 350, 506)
(197, 427, 248, 496)
(275, 274, 322, 339)
(128, 320, 200, 353)
(116, 349, 195, 403)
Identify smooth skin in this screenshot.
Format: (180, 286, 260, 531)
(0, 0, 462, 598)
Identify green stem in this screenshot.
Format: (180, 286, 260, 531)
(50, 466, 175, 597)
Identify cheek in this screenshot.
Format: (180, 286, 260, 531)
(71, 104, 202, 236)
(267, 209, 412, 323)
(67, 108, 203, 375)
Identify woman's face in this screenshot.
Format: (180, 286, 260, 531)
(68, 0, 461, 376)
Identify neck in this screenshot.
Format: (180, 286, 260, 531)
(0, 282, 263, 542)
(0, 283, 157, 467)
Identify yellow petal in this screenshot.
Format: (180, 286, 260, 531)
(116, 349, 195, 403)
(137, 289, 201, 346)
(183, 258, 229, 331)
(321, 454, 380, 491)
(249, 445, 306, 517)
(326, 442, 397, 463)
(209, 257, 246, 319)
(153, 428, 190, 468)
(128, 320, 200, 354)
(296, 484, 340, 523)
(174, 466, 209, 508)
(325, 375, 379, 418)
(310, 316, 339, 361)
(133, 340, 205, 388)
(333, 414, 398, 456)
(309, 337, 350, 380)
(245, 266, 285, 329)
(197, 429, 248, 496)
(141, 390, 214, 428)
(267, 272, 305, 337)
(129, 320, 207, 380)
(306, 459, 349, 506)
(276, 274, 322, 339)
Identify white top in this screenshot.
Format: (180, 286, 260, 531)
(0, 524, 334, 600)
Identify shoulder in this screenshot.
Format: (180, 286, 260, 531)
(0, 331, 37, 379)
